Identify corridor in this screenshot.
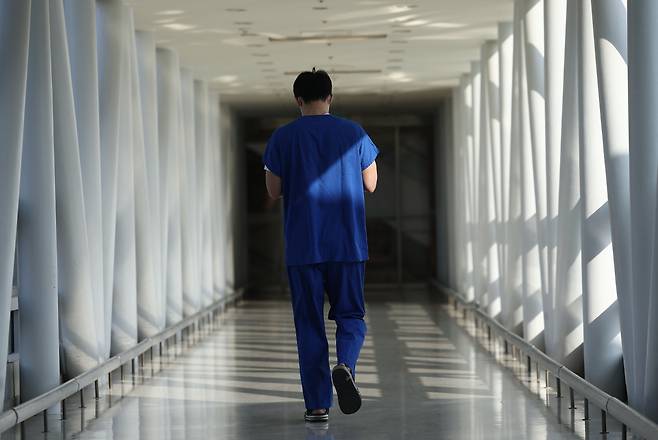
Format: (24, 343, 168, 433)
(14, 290, 602, 440)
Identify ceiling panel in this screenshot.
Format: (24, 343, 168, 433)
(129, 0, 513, 100)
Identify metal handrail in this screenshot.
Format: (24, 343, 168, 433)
(0, 288, 243, 433)
(432, 280, 658, 440)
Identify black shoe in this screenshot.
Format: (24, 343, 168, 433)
(332, 364, 362, 415)
(304, 409, 329, 422)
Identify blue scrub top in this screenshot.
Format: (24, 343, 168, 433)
(263, 114, 379, 266)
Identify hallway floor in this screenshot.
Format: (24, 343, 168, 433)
(15, 289, 624, 439)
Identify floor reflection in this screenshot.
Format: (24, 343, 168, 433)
(9, 290, 619, 439)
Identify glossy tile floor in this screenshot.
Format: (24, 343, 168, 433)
(12, 289, 634, 439)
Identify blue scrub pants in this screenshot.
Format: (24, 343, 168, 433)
(287, 261, 367, 410)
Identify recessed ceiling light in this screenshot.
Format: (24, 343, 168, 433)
(154, 18, 176, 24)
(157, 10, 184, 16)
(389, 14, 416, 23)
(269, 33, 387, 43)
(387, 5, 413, 13)
(163, 23, 196, 31)
(388, 71, 409, 80)
(428, 22, 466, 29)
(403, 19, 429, 27)
(283, 69, 381, 75)
(213, 75, 238, 83)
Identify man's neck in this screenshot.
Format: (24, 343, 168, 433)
(301, 101, 330, 116)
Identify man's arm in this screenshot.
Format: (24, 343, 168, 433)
(362, 161, 377, 193)
(265, 170, 282, 199)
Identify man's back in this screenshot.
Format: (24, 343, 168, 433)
(263, 114, 378, 266)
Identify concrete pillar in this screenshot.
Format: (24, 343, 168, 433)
(18, 0, 61, 400)
(591, 0, 633, 404)
(50, 0, 102, 376)
(63, 0, 106, 362)
(0, 0, 31, 402)
(111, 5, 137, 355)
(459, 75, 476, 302)
(195, 80, 215, 308)
(482, 41, 502, 319)
(554, 0, 583, 375)
(518, 0, 544, 347)
(470, 61, 483, 306)
(180, 69, 201, 317)
(498, 22, 523, 333)
(209, 94, 225, 300)
(542, 0, 567, 361)
(628, 0, 658, 421)
(96, 0, 124, 359)
(136, 31, 165, 331)
(577, 0, 624, 397)
(135, 31, 167, 330)
(156, 48, 183, 325)
(130, 22, 159, 340)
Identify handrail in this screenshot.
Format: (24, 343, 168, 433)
(0, 288, 243, 433)
(431, 280, 658, 440)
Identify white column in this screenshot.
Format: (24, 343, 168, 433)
(577, 0, 624, 397)
(0, 0, 31, 400)
(477, 49, 491, 310)
(195, 80, 214, 308)
(18, 0, 61, 400)
(553, 0, 584, 374)
(505, 8, 525, 334)
(628, 0, 658, 421)
(50, 0, 102, 376)
(222, 106, 237, 290)
(111, 5, 137, 354)
(209, 93, 225, 299)
(129, 18, 159, 340)
(519, 0, 544, 346)
(96, 0, 124, 359)
(523, 0, 549, 316)
(63, 0, 106, 362)
(156, 48, 183, 325)
(470, 61, 483, 305)
(542, 0, 567, 361)
(498, 22, 513, 302)
(499, 22, 523, 332)
(591, 0, 633, 401)
(136, 31, 166, 332)
(180, 69, 201, 317)
(460, 75, 476, 302)
(451, 86, 465, 294)
(483, 41, 502, 319)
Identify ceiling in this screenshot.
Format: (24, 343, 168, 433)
(130, 0, 513, 103)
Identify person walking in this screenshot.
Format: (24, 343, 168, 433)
(263, 69, 379, 423)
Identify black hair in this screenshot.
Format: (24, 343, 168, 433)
(293, 68, 332, 102)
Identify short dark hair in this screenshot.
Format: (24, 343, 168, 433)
(293, 69, 332, 102)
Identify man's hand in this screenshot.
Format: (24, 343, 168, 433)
(265, 171, 282, 199)
(362, 161, 377, 193)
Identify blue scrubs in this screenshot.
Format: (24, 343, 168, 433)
(263, 114, 378, 410)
